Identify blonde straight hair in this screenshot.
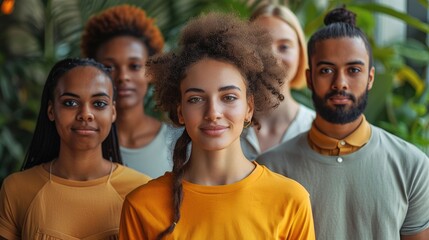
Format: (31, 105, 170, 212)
(251, 4, 308, 89)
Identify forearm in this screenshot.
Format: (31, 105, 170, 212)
(401, 228, 429, 240)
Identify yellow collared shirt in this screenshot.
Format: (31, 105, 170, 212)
(308, 117, 371, 156)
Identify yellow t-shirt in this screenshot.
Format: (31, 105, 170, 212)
(120, 162, 315, 240)
(0, 164, 150, 240)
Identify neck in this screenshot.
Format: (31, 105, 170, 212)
(51, 148, 112, 180)
(116, 103, 148, 130)
(313, 114, 364, 139)
(255, 91, 299, 131)
(116, 105, 161, 148)
(260, 96, 299, 122)
(184, 140, 254, 185)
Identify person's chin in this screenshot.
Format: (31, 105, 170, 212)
(116, 98, 136, 109)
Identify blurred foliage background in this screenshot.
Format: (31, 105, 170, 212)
(1, 0, 428, 184)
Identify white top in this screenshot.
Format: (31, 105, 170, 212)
(241, 104, 315, 160)
(121, 123, 183, 178)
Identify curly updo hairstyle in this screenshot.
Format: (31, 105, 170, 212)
(307, 6, 373, 69)
(81, 4, 164, 58)
(147, 12, 286, 239)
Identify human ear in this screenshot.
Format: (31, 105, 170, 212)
(367, 67, 375, 90)
(177, 104, 185, 125)
(306, 68, 313, 91)
(112, 101, 117, 123)
(47, 101, 55, 121)
(245, 96, 254, 122)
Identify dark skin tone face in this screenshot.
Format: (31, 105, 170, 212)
(306, 37, 374, 139)
(48, 66, 116, 152)
(96, 36, 150, 112)
(45, 66, 117, 180)
(95, 35, 161, 149)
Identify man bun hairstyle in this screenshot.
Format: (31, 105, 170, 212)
(307, 6, 373, 68)
(324, 6, 356, 26)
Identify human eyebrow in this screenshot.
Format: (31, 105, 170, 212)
(99, 57, 115, 62)
(346, 60, 365, 66)
(59, 92, 110, 99)
(184, 88, 204, 93)
(219, 85, 241, 92)
(92, 93, 111, 99)
(278, 38, 294, 44)
(129, 57, 144, 61)
(316, 61, 335, 67)
(60, 92, 79, 98)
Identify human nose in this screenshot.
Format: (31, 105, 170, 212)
(204, 99, 222, 121)
(331, 71, 348, 91)
(77, 105, 94, 121)
(116, 66, 130, 83)
(271, 46, 283, 65)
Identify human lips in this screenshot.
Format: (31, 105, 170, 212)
(117, 87, 135, 97)
(326, 91, 355, 105)
(200, 125, 228, 136)
(329, 95, 351, 104)
(72, 126, 98, 135)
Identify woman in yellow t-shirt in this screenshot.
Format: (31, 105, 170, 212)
(119, 13, 315, 240)
(0, 58, 150, 240)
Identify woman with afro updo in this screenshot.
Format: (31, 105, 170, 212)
(81, 5, 177, 178)
(119, 12, 315, 240)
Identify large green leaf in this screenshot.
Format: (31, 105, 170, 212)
(350, 2, 429, 33)
(365, 72, 394, 123)
(417, 0, 429, 8)
(394, 39, 429, 65)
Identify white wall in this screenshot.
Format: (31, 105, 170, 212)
(374, 0, 407, 45)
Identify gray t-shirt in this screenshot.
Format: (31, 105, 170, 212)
(257, 125, 429, 240)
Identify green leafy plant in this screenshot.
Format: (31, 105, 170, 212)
(1, 0, 428, 185)
(0, 0, 216, 184)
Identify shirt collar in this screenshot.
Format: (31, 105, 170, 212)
(309, 116, 371, 150)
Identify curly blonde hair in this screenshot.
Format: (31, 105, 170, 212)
(81, 4, 164, 58)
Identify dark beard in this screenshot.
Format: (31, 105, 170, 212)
(312, 89, 368, 124)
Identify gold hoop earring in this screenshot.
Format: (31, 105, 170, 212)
(244, 120, 252, 128)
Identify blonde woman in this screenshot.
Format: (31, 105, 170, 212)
(241, 4, 315, 160)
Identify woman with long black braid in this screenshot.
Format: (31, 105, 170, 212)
(119, 13, 315, 240)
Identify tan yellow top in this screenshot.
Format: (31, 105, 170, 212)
(0, 164, 150, 240)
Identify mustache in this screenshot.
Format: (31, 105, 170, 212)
(324, 90, 356, 102)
